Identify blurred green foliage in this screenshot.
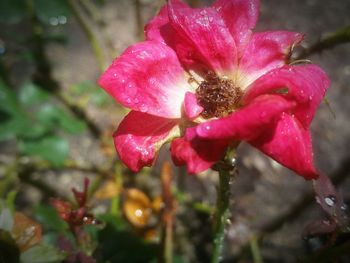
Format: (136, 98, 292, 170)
(0, 80, 86, 166)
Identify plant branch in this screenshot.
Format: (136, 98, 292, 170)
(211, 151, 237, 263)
(297, 25, 350, 59)
(25, 0, 101, 138)
(68, 0, 107, 72)
(159, 162, 175, 263)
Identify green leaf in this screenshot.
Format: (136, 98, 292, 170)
(36, 104, 86, 134)
(33, 0, 70, 25)
(19, 83, 49, 106)
(71, 81, 111, 107)
(20, 244, 66, 263)
(19, 136, 69, 166)
(90, 89, 110, 107)
(0, 0, 26, 24)
(34, 206, 68, 232)
(0, 78, 21, 116)
(0, 116, 26, 141)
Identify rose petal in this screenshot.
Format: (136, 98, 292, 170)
(183, 92, 203, 119)
(196, 94, 294, 140)
(243, 65, 330, 127)
(114, 111, 179, 172)
(250, 113, 318, 180)
(98, 41, 190, 118)
(213, 0, 260, 53)
(167, 0, 237, 73)
(145, 0, 187, 44)
(239, 31, 303, 86)
(171, 128, 227, 174)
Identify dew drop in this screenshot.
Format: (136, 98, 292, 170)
(324, 195, 336, 207)
(205, 125, 211, 131)
(49, 17, 59, 26)
(58, 15, 67, 25)
(126, 98, 132, 104)
(140, 104, 148, 112)
(341, 204, 347, 211)
(134, 97, 139, 104)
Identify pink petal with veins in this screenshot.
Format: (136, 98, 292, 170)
(184, 92, 203, 119)
(239, 31, 303, 84)
(243, 65, 330, 127)
(114, 111, 179, 172)
(250, 113, 317, 180)
(196, 94, 294, 140)
(213, 0, 260, 53)
(167, 0, 238, 73)
(98, 41, 190, 118)
(171, 128, 228, 174)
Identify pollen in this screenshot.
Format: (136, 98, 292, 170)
(196, 72, 243, 119)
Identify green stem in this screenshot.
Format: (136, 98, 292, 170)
(211, 152, 236, 263)
(297, 25, 350, 59)
(249, 235, 263, 263)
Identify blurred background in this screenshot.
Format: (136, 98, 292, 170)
(0, 0, 349, 262)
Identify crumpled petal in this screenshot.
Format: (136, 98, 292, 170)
(167, 0, 237, 73)
(239, 31, 303, 86)
(114, 111, 179, 172)
(170, 128, 228, 174)
(195, 94, 294, 140)
(250, 113, 318, 180)
(98, 41, 190, 118)
(243, 65, 330, 127)
(213, 0, 260, 53)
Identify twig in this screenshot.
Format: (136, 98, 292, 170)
(25, 0, 101, 138)
(261, 156, 350, 234)
(236, 156, 350, 260)
(249, 235, 264, 263)
(297, 25, 350, 59)
(160, 162, 175, 263)
(134, 0, 144, 40)
(67, 0, 108, 72)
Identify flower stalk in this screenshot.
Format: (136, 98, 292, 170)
(211, 150, 236, 263)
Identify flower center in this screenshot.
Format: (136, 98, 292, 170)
(195, 72, 243, 119)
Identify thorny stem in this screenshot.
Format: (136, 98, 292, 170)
(211, 150, 236, 263)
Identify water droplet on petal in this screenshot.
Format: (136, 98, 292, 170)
(341, 204, 347, 211)
(140, 104, 148, 112)
(324, 195, 336, 207)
